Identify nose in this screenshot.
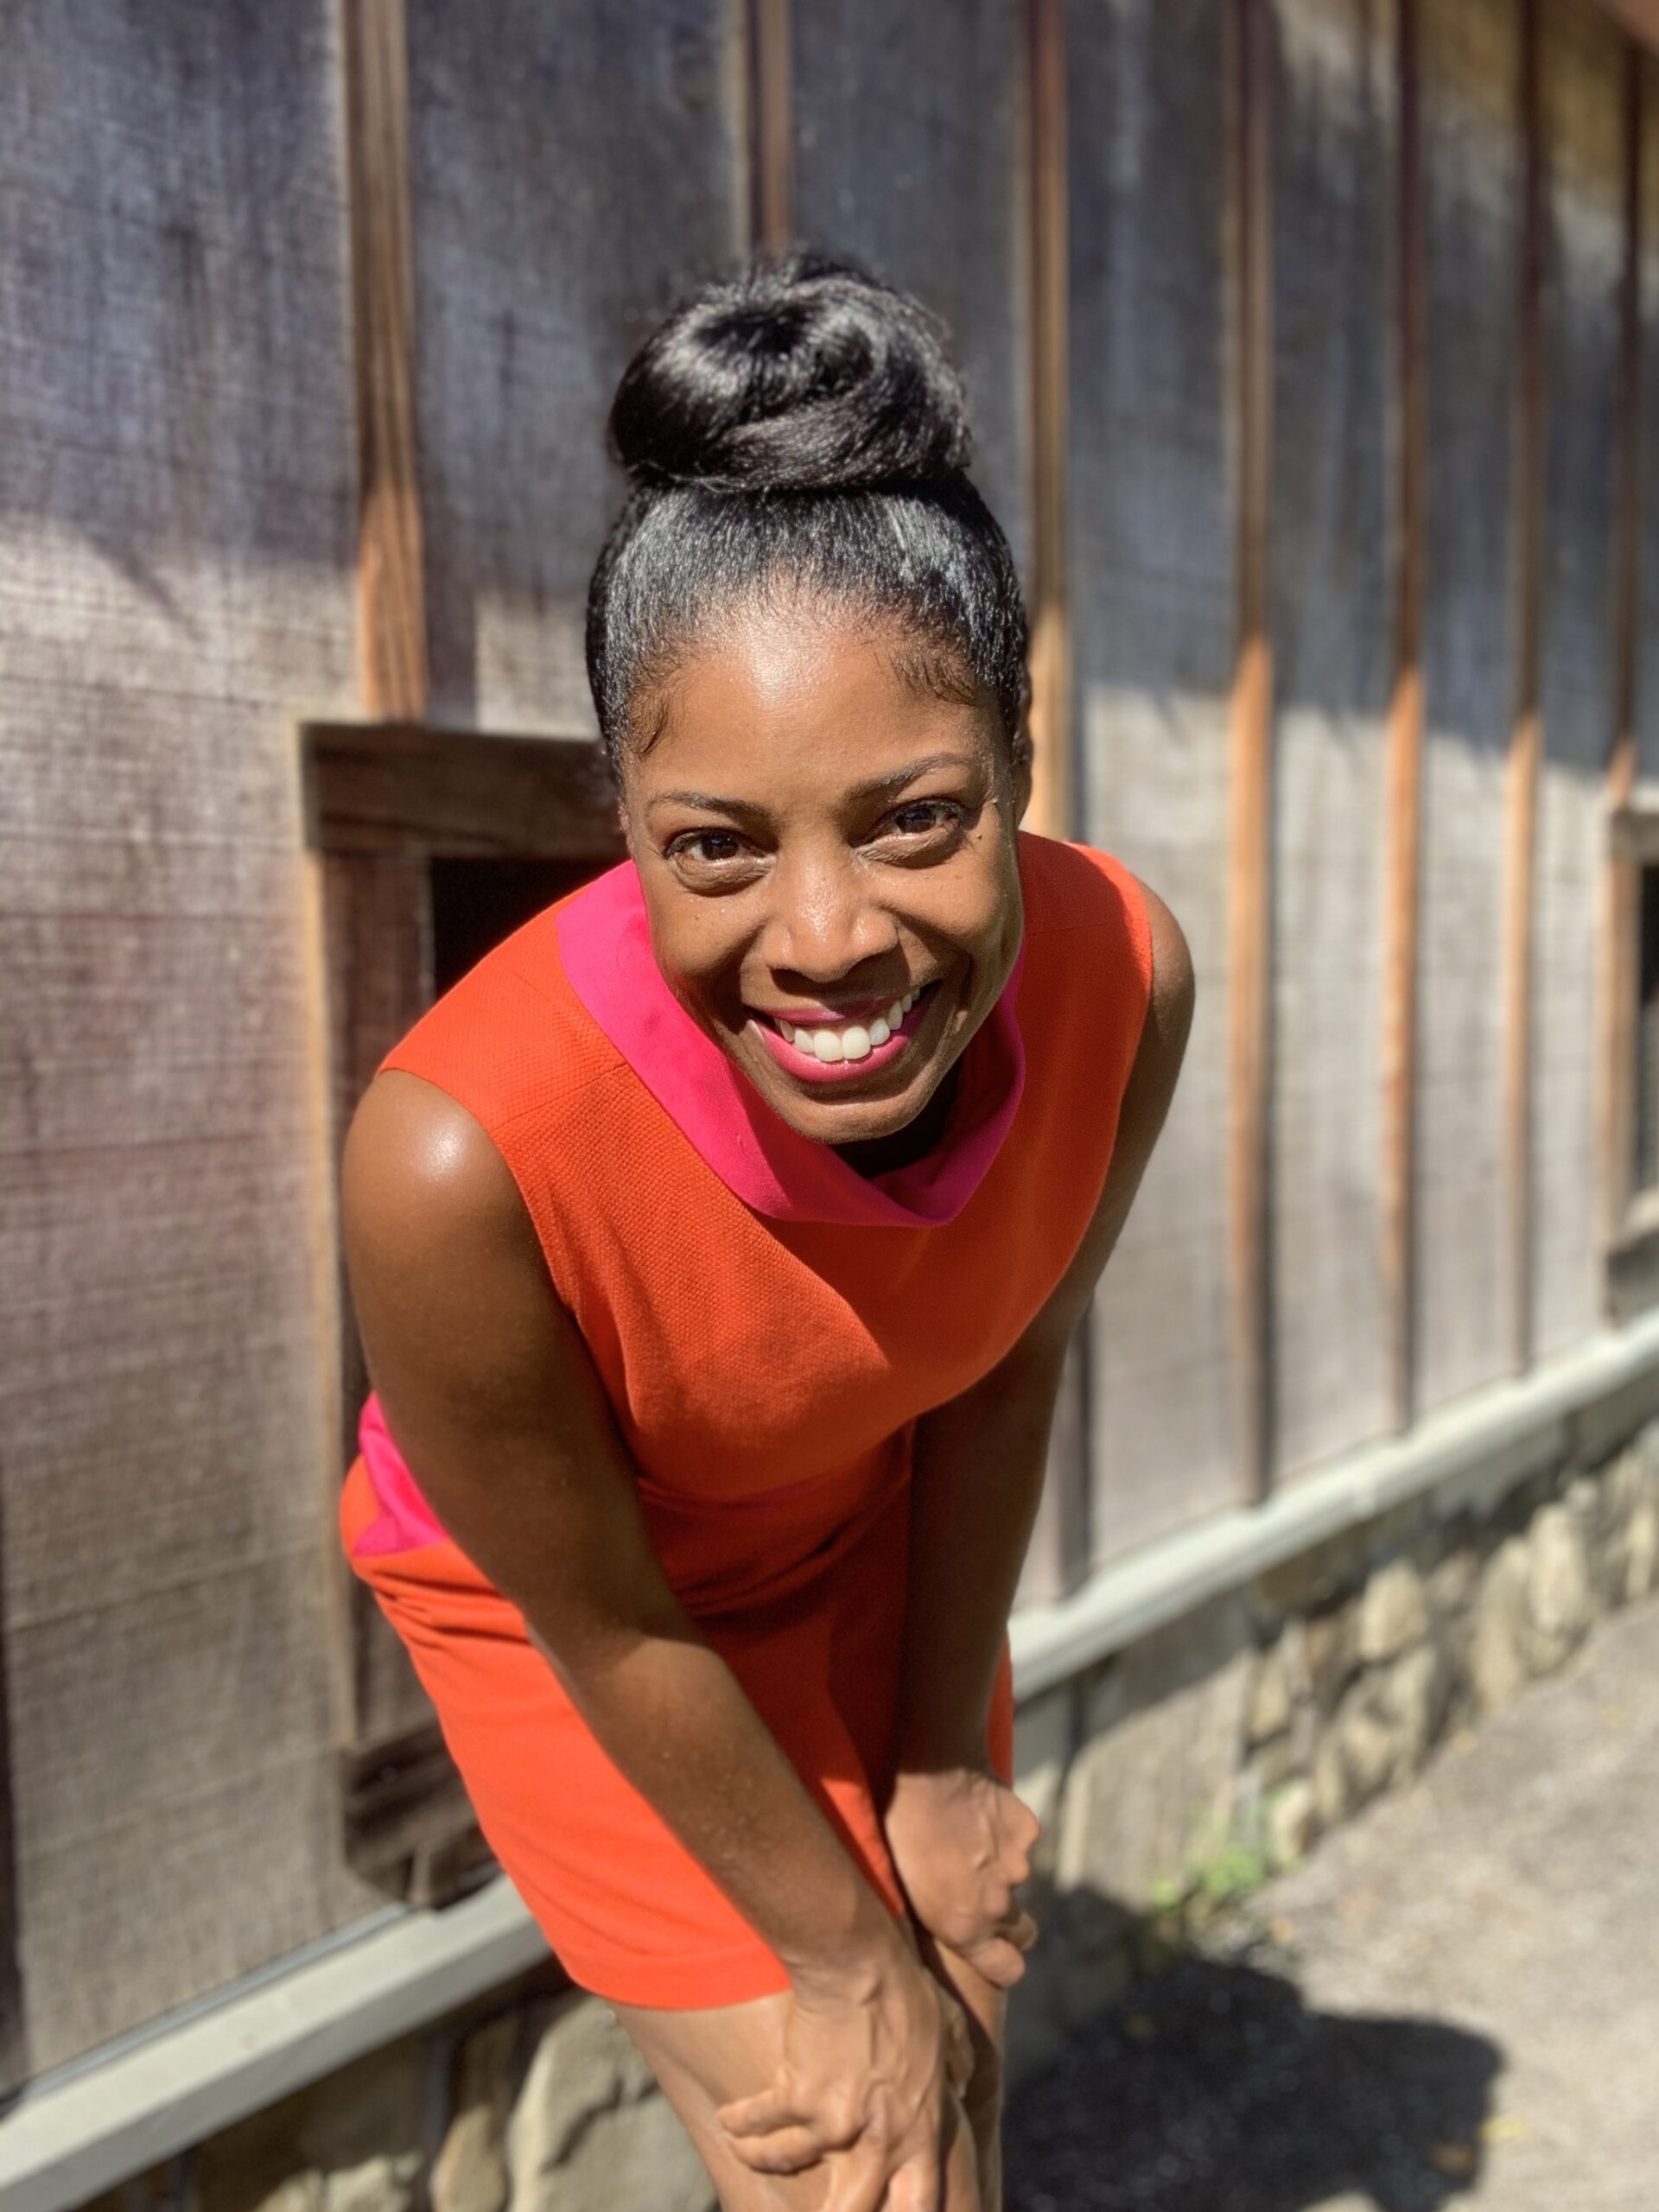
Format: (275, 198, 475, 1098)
(760, 849, 899, 982)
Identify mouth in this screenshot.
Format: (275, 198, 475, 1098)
(747, 981, 943, 1086)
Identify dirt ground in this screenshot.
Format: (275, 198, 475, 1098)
(1003, 1594, 1659, 2212)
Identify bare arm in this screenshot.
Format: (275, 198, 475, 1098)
(885, 882, 1195, 1982)
(342, 1071, 971, 2207)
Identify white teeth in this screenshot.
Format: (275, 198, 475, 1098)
(812, 1029, 844, 1064)
(887, 1000, 905, 1030)
(868, 1016, 890, 1046)
(840, 1026, 872, 1062)
(778, 1020, 796, 1044)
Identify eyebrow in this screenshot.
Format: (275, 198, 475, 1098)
(645, 753, 984, 819)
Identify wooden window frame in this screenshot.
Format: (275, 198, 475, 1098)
(302, 721, 622, 1904)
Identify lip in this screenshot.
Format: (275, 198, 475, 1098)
(747, 988, 926, 1028)
(748, 982, 940, 1086)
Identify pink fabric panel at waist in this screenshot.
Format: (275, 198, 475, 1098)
(351, 1392, 452, 1557)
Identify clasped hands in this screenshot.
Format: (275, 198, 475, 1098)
(715, 1767, 1040, 2209)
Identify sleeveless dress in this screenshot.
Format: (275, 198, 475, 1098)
(339, 830, 1151, 2008)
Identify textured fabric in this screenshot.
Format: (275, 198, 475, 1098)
(340, 831, 1151, 2006)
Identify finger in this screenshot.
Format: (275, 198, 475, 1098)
(824, 2145, 906, 2212)
(714, 2088, 808, 2138)
(721, 2124, 823, 2177)
(1001, 1909, 1039, 1952)
(962, 1936, 1027, 1990)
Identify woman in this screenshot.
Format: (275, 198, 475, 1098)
(340, 251, 1192, 2212)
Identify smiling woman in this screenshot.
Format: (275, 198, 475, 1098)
(337, 251, 1191, 2212)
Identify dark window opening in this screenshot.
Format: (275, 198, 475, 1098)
(430, 856, 610, 995)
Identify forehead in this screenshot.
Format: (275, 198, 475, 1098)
(625, 604, 997, 804)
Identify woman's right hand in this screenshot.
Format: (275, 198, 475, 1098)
(714, 1931, 980, 2211)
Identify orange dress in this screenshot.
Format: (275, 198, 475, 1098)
(340, 831, 1151, 2008)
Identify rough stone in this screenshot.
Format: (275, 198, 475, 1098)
(1249, 1730, 1300, 1793)
(1014, 1682, 1074, 1847)
(196, 2041, 424, 2212)
(1627, 1496, 1659, 1601)
(1357, 1558, 1429, 1665)
(1246, 1636, 1296, 1745)
(1378, 1638, 1450, 1778)
(506, 1995, 661, 2201)
(1056, 1600, 1254, 1910)
(1427, 1542, 1478, 1618)
(1263, 1777, 1319, 1872)
(1471, 1536, 1532, 1713)
(1302, 1602, 1362, 1713)
(432, 2014, 518, 2212)
(1311, 1729, 1350, 1833)
(537, 2094, 716, 2212)
(1524, 1503, 1595, 1662)
(1334, 1688, 1398, 1809)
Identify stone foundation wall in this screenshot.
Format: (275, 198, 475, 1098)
(77, 1423, 1659, 2212)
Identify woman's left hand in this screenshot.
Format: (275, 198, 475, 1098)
(883, 1766, 1041, 1989)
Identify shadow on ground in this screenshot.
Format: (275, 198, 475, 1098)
(1003, 1937, 1500, 2212)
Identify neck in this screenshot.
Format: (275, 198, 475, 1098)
(831, 1065, 962, 1180)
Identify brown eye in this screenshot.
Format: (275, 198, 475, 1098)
(675, 830, 744, 864)
(887, 800, 961, 837)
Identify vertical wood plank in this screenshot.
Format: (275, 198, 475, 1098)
(1503, 0, 1545, 1374)
(1027, 0, 1071, 842)
(1067, 0, 1239, 1567)
(1415, 0, 1521, 1413)
(343, 0, 429, 720)
(747, 0, 794, 251)
(1532, 0, 1624, 1355)
(1385, 0, 1427, 1426)
(1601, 39, 1644, 1254)
(0, 1491, 22, 2089)
(1230, 0, 1275, 1501)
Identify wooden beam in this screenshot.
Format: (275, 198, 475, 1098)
(301, 723, 623, 860)
(1383, 0, 1427, 1433)
(342, 0, 429, 720)
(1025, 0, 1071, 846)
(747, 0, 794, 251)
(1230, 0, 1275, 1503)
(1602, 43, 1647, 1260)
(1503, 0, 1545, 1375)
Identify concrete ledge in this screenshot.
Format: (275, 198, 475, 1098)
(7, 1310, 1659, 2212)
(1010, 1308, 1659, 1698)
(0, 1881, 549, 2212)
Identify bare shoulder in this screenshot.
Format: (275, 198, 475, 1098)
(340, 1071, 542, 1332)
(1131, 874, 1195, 1077)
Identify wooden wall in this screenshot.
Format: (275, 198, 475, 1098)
(1066, 0, 1240, 1560)
(0, 2, 377, 2073)
(3, 0, 1656, 2082)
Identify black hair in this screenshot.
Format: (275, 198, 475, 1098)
(584, 249, 1030, 765)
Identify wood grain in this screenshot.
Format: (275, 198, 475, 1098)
(1026, 0, 1071, 844)
(1601, 41, 1645, 1254)
(1414, 0, 1521, 1414)
(1503, 0, 1546, 1376)
(747, 0, 795, 250)
(1065, 0, 1240, 1567)
(1385, 0, 1427, 1431)
(343, 0, 429, 720)
(1230, 0, 1275, 1502)
(302, 722, 623, 859)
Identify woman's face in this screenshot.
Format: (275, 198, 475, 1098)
(618, 603, 1029, 1149)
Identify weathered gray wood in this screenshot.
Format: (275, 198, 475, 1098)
(791, 0, 1031, 585)
(1414, 0, 1522, 1413)
(1065, 0, 1239, 1565)
(0, 0, 385, 2073)
(1265, 0, 1396, 1484)
(303, 722, 621, 859)
(1533, 0, 1624, 1357)
(406, 0, 745, 734)
(1638, 63, 1659, 786)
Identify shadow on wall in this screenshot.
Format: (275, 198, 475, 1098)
(1005, 1897, 1501, 2212)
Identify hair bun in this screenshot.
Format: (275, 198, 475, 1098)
(608, 250, 973, 494)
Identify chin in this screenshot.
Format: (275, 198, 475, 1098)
(745, 1049, 946, 1147)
